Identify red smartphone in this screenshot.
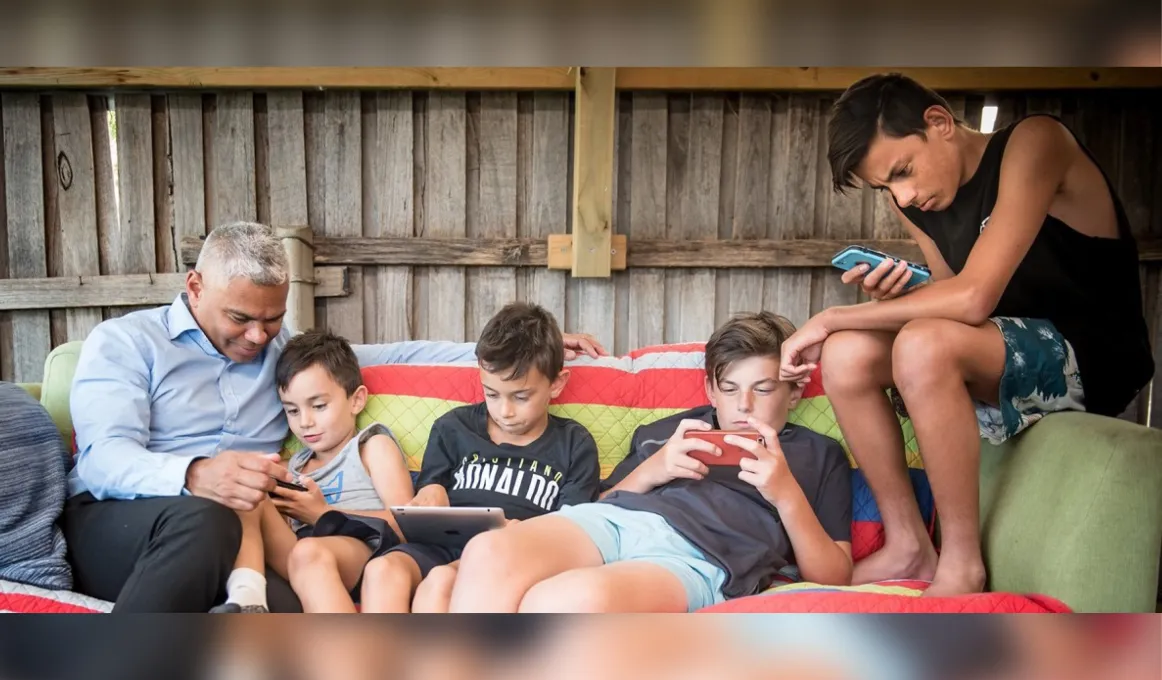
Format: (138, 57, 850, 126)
(683, 430, 765, 466)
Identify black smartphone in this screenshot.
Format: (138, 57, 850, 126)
(269, 477, 308, 497)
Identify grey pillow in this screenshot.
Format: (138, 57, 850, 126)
(0, 382, 72, 590)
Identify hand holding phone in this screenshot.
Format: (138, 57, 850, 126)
(831, 245, 930, 300)
(684, 430, 765, 466)
(268, 477, 309, 498)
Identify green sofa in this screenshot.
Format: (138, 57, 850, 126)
(15, 341, 1162, 612)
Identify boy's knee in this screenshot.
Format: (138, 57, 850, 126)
(287, 538, 335, 578)
(892, 320, 959, 392)
(361, 553, 414, 590)
(519, 574, 613, 613)
(424, 564, 458, 587)
(821, 331, 887, 391)
(458, 530, 520, 578)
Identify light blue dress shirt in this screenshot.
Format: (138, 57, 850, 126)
(68, 295, 477, 500)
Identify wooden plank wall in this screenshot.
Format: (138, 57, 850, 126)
(0, 88, 1159, 429)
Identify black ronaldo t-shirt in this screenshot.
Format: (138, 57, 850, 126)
(600, 405, 851, 598)
(416, 402, 601, 521)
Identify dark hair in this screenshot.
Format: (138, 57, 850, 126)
(275, 329, 363, 395)
(705, 311, 796, 388)
(828, 72, 963, 193)
(476, 302, 564, 383)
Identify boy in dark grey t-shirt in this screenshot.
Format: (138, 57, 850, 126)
(357, 302, 601, 613)
(448, 312, 853, 613)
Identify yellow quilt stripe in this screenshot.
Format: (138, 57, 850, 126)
(281, 393, 925, 476)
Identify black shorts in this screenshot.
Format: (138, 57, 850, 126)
(384, 543, 463, 578)
(293, 511, 404, 600)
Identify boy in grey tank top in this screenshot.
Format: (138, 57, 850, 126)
(212, 330, 414, 613)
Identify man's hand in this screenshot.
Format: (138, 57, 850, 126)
(270, 475, 329, 526)
(637, 419, 721, 488)
(408, 484, 450, 507)
(842, 259, 919, 301)
(185, 451, 293, 512)
(779, 315, 831, 386)
(729, 417, 800, 507)
(562, 333, 608, 361)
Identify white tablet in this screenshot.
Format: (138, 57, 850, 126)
(390, 506, 507, 548)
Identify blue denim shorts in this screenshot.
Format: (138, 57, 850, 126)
(554, 502, 728, 612)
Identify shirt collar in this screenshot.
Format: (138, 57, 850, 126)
(166, 293, 203, 341)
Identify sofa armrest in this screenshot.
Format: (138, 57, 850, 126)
(979, 412, 1162, 612)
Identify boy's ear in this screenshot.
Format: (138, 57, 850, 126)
(549, 368, 570, 399)
(704, 377, 717, 408)
(350, 384, 369, 414)
(787, 381, 805, 411)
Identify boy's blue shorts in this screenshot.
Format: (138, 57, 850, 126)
(554, 502, 728, 612)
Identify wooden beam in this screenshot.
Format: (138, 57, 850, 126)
(546, 235, 627, 271)
(0, 68, 575, 90)
(0, 267, 350, 311)
(615, 68, 1162, 91)
(571, 67, 617, 277)
(4, 67, 1157, 92)
(183, 236, 1162, 268)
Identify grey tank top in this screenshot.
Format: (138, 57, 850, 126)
(286, 423, 399, 531)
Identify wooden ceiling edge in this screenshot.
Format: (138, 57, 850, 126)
(1, 67, 1158, 90)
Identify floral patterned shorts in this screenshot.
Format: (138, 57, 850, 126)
(890, 317, 1086, 445)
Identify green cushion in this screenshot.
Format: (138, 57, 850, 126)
(980, 411, 1162, 612)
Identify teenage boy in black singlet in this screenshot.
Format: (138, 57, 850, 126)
(779, 73, 1154, 597)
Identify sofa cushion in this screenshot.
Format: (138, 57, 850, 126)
(282, 343, 936, 563)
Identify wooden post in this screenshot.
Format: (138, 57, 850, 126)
(278, 225, 316, 333)
(571, 67, 616, 278)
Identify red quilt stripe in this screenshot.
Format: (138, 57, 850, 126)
(627, 342, 706, 358)
(362, 364, 715, 409)
(0, 593, 103, 614)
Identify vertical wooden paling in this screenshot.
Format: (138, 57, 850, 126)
(168, 93, 206, 258)
(767, 94, 815, 328)
(466, 93, 519, 341)
(664, 93, 720, 343)
(365, 91, 414, 342)
(729, 94, 772, 316)
(420, 91, 467, 342)
(2, 93, 50, 380)
(626, 92, 667, 349)
(108, 94, 157, 319)
(265, 91, 313, 333)
(519, 93, 569, 329)
(321, 91, 364, 343)
(208, 92, 257, 226)
(51, 94, 102, 342)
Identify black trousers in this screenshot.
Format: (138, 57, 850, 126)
(62, 493, 302, 613)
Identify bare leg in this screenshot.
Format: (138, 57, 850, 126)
(359, 552, 424, 613)
(258, 500, 299, 581)
(518, 561, 690, 613)
(286, 536, 372, 613)
(892, 319, 1004, 597)
(411, 561, 459, 613)
(821, 330, 938, 584)
(234, 507, 264, 573)
(449, 515, 604, 612)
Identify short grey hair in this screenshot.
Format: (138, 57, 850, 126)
(195, 221, 289, 287)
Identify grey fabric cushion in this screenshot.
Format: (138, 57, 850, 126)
(0, 382, 72, 590)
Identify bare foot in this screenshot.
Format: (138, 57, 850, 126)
(921, 561, 987, 597)
(851, 539, 938, 585)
